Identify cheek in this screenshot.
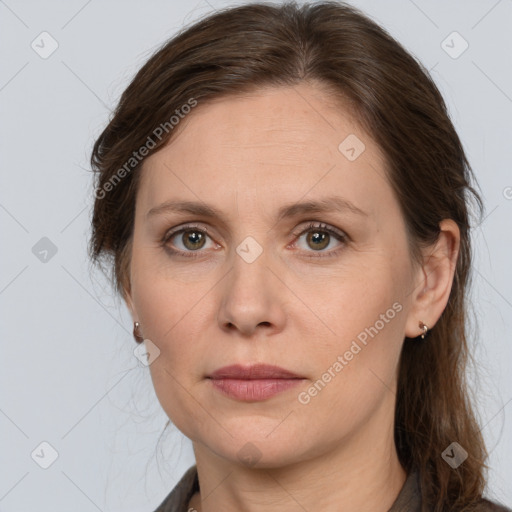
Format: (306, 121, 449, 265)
(130, 242, 214, 347)
(129, 258, 217, 431)
(132, 276, 210, 374)
(134, 290, 209, 438)
(292, 261, 407, 410)
(294, 303, 405, 447)
(292, 255, 406, 349)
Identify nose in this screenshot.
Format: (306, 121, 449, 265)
(216, 249, 287, 338)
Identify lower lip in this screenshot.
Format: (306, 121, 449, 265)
(208, 378, 303, 401)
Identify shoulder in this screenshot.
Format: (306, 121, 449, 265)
(472, 498, 512, 512)
(399, 468, 511, 512)
(153, 465, 199, 512)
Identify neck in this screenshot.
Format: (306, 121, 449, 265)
(189, 403, 407, 512)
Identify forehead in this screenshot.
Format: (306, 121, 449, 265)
(137, 83, 392, 220)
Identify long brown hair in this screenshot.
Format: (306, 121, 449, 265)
(89, 2, 489, 510)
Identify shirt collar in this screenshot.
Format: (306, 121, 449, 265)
(154, 465, 422, 512)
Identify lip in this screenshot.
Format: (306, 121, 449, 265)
(207, 364, 305, 402)
(208, 363, 302, 380)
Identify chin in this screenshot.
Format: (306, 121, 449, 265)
(198, 424, 315, 469)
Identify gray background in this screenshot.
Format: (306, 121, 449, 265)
(1, 0, 511, 510)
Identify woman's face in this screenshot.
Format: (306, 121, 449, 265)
(126, 83, 424, 467)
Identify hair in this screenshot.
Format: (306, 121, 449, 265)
(89, 2, 489, 510)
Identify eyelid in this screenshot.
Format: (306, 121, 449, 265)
(290, 221, 347, 241)
(161, 222, 211, 244)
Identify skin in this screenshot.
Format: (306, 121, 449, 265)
(125, 82, 460, 512)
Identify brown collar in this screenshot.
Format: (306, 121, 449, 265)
(154, 466, 422, 512)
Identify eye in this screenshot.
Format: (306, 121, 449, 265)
(291, 222, 347, 258)
(162, 224, 217, 258)
(161, 221, 347, 259)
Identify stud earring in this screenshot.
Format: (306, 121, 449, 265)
(133, 322, 144, 343)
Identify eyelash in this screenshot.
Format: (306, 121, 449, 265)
(161, 222, 348, 260)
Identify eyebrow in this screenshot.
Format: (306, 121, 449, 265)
(146, 196, 369, 223)
(146, 195, 368, 222)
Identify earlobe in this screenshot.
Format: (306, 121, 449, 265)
(124, 291, 143, 343)
(404, 219, 460, 339)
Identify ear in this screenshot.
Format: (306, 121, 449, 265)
(404, 219, 460, 339)
(121, 273, 138, 322)
(124, 288, 136, 320)
(118, 239, 138, 322)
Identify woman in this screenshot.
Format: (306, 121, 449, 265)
(89, 2, 511, 511)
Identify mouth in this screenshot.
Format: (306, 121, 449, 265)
(207, 364, 305, 402)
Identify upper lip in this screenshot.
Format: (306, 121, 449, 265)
(208, 364, 303, 380)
